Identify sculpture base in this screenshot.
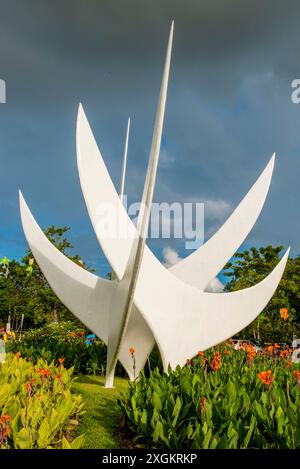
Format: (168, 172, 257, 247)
(104, 369, 115, 388)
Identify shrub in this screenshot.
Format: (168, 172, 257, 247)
(7, 322, 162, 377)
(118, 343, 300, 449)
(0, 353, 85, 449)
(7, 322, 110, 376)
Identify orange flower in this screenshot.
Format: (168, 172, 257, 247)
(274, 343, 280, 349)
(280, 349, 291, 359)
(286, 360, 292, 368)
(1, 424, 9, 439)
(210, 351, 221, 371)
(0, 415, 10, 442)
(58, 358, 65, 364)
(202, 357, 208, 365)
(258, 370, 274, 387)
(280, 308, 289, 320)
(223, 349, 231, 356)
(293, 370, 300, 383)
(129, 347, 135, 354)
(37, 368, 51, 378)
(246, 344, 256, 362)
(198, 351, 204, 356)
(267, 345, 274, 355)
(54, 374, 62, 381)
(69, 331, 76, 337)
(15, 352, 21, 359)
(25, 382, 32, 392)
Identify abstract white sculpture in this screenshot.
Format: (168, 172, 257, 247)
(19, 23, 289, 387)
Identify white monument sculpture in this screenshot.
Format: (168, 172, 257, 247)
(19, 23, 289, 387)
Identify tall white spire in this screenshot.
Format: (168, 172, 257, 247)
(119, 117, 130, 204)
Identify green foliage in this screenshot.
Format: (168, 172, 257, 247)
(118, 344, 300, 449)
(6, 321, 128, 377)
(0, 353, 85, 449)
(224, 245, 300, 342)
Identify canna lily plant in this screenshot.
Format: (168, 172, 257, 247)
(0, 353, 85, 449)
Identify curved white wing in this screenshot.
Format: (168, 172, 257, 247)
(19, 192, 111, 342)
(19, 192, 153, 380)
(170, 155, 275, 289)
(134, 244, 290, 370)
(77, 104, 275, 291)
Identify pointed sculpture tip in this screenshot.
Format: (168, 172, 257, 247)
(18, 190, 28, 216)
(266, 152, 276, 172)
(169, 20, 174, 39)
(19, 190, 30, 212)
(77, 103, 87, 124)
(76, 102, 88, 138)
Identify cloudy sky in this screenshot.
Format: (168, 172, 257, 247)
(0, 0, 300, 281)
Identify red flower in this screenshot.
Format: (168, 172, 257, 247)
(198, 351, 204, 356)
(129, 347, 135, 354)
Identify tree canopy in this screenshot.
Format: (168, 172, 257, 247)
(223, 245, 300, 343)
(0, 226, 93, 330)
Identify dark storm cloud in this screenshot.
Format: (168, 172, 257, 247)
(0, 0, 300, 275)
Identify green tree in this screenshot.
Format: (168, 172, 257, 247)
(0, 226, 93, 330)
(223, 245, 300, 343)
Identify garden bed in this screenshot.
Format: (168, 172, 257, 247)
(0, 353, 85, 449)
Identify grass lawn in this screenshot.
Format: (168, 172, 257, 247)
(72, 375, 129, 449)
